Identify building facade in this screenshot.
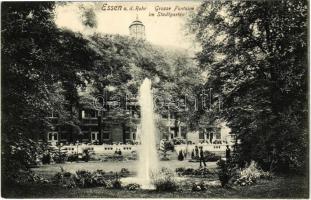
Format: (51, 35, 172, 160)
(44, 102, 231, 146)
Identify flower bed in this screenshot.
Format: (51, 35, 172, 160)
(175, 167, 213, 178)
(51, 168, 134, 189)
(234, 161, 273, 186)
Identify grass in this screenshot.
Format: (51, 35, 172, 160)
(2, 175, 308, 198)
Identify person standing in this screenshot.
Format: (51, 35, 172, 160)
(199, 146, 206, 168)
(226, 145, 231, 161)
(195, 146, 199, 158)
(191, 149, 195, 159)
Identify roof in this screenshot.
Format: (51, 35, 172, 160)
(129, 20, 144, 28)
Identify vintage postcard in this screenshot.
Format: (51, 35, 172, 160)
(1, 0, 309, 198)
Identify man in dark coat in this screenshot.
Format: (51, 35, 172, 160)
(199, 146, 206, 168)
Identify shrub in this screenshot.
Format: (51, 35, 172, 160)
(2, 133, 44, 183)
(178, 150, 184, 161)
(175, 167, 211, 177)
(165, 141, 174, 151)
(91, 170, 107, 187)
(48, 147, 68, 164)
(54, 170, 109, 188)
(151, 168, 178, 191)
(204, 151, 221, 162)
(95, 170, 105, 175)
(12, 170, 49, 184)
(52, 171, 76, 188)
(234, 161, 273, 186)
(67, 154, 79, 162)
(42, 154, 51, 164)
(53, 152, 67, 163)
(75, 170, 108, 188)
(82, 149, 90, 162)
(184, 168, 195, 175)
(120, 168, 130, 176)
(159, 140, 174, 160)
(126, 183, 140, 190)
(217, 159, 233, 187)
(75, 170, 93, 187)
(104, 155, 125, 162)
(191, 181, 207, 191)
(175, 167, 185, 175)
(189, 151, 220, 162)
(2, 134, 51, 185)
(105, 180, 114, 189)
(128, 151, 138, 160)
(193, 168, 211, 177)
(111, 174, 122, 189)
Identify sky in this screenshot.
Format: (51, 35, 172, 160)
(54, 1, 201, 51)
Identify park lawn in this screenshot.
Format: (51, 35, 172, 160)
(2, 175, 308, 198)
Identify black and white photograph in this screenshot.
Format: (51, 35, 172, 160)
(1, 0, 309, 198)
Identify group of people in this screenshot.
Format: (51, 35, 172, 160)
(192, 145, 231, 168)
(193, 146, 207, 167)
(114, 148, 122, 155)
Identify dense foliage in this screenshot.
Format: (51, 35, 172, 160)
(85, 34, 203, 139)
(151, 168, 179, 191)
(190, 0, 308, 172)
(1, 2, 97, 141)
(1, 2, 100, 183)
(1, 2, 203, 184)
(2, 133, 42, 183)
(52, 169, 128, 189)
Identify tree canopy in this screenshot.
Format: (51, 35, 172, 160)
(189, 0, 308, 172)
(1, 2, 203, 142)
(1, 2, 98, 140)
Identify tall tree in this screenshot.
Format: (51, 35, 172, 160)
(1, 2, 97, 140)
(189, 0, 308, 172)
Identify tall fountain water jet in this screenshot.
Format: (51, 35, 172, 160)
(137, 78, 159, 189)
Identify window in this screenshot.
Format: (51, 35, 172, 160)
(162, 113, 168, 119)
(48, 132, 58, 141)
(133, 133, 136, 140)
(125, 129, 130, 139)
(103, 126, 110, 139)
(215, 128, 221, 139)
(84, 109, 98, 118)
(48, 133, 53, 140)
(48, 111, 59, 118)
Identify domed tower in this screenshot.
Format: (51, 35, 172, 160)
(129, 16, 145, 40)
